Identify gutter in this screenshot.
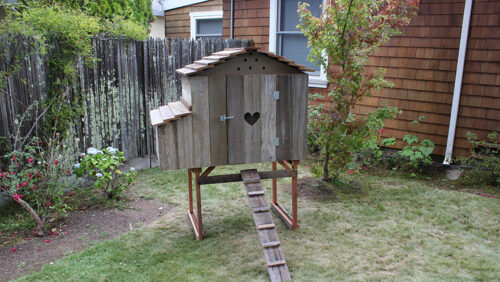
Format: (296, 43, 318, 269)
(443, 0, 474, 165)
(230, 0, 234, 38)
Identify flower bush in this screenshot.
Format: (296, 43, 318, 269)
(74, 147, 136, 202)
(0, 137, 74, 236)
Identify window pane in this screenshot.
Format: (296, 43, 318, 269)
(280, 34, 319, 72)
(280, 0, 322, 31)
(196, 19, 222, 35)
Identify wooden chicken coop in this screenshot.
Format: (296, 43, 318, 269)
(150, 47, 311, 281)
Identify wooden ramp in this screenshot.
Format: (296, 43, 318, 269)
(241, 169, 291, 282)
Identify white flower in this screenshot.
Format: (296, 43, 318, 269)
(37, 161, 42, 165)
(106, 147, 118, 154)
(130, 167, 136, 171)
(74, 163, 80, 168)
(96, 173, 103, 178)
(87, 147, 103, 155)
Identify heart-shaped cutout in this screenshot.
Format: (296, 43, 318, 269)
(244, 112, 260, 126)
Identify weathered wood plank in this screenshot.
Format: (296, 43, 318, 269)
(208, 75, 228, 165)
(290, 74, 308, 160)
(191, 76, 211, 167)
(276, 75, 292, 161)
(227, 75, 245, 164)
(150, 109, 164, 126)
(261, 74, 277, 162)
(168, 101, 191, 117)
(243, 74, 262, 164)
(197, 169, 296, 185)
(159, 105, 176, 122)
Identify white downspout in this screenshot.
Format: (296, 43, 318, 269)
(443, 0, 474, 165)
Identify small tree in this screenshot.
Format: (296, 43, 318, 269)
(298, 0, 419, 181)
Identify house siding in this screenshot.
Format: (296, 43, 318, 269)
(222, 0, 270, 49)
(165, 0, 223, 38)
(222, 0, 499, 157)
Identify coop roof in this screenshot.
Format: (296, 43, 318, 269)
(175, 47, 314, 76)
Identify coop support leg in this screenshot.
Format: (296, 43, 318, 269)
(291, 160, 299, 230)
(272, 162, 277, 204)
(188, 169, 193, 213)
(271, 160, 299, 230)
(188, 168, 204, 240)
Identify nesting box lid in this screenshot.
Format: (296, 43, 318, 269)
(176, 47, 315, 76)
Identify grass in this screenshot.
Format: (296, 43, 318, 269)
(18, 163, 500, 281)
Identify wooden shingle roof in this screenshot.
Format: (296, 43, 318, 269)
(176, 47, 315, 76)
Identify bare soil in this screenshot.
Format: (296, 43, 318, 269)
(0, 198, 172, 281)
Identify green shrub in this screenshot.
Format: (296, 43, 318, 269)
(397, 116, 435, 175)
(75, 147, 136, 202)
(458, 131, 499, 188)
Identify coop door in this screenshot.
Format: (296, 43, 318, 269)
(209, 74, 307, 166)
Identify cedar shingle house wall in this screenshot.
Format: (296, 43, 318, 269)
(222, 0, 500, 157)
(165, 0, 223, 38)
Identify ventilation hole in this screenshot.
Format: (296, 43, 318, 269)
(249, 66, 252, 70)
(262, 66, 266, 70)
(255, 58, 258, 62)
(244, 58, 247, 62)
(237, 67, 240, 71)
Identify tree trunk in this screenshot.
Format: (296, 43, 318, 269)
(322, 142, 330, 181)
(13, 197, 43, 237)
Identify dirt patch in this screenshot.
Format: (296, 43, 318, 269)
(0, 198, 172, 281)
(283, 177, 336, 201)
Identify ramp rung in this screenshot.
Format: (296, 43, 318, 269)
(258, 223, 275, 230)
(253, 206, 270, 213)
(267, 260, 286, 267)
(262, 241, 280, 248)
(244, 178, 260, 184)
(248, 190, 265, 197)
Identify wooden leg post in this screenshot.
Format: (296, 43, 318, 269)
(291, 160, 299, 230)
(194, 168, 204, 240)
(272, 162, 277, 204)
(188, 169, 193, 214)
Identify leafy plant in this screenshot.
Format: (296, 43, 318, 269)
(396, 116, 434, 175)
(75, 147, 136, 202)
(457, 131, 499, 187)
(298, 0, 419, 181)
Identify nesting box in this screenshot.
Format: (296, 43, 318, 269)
(150, 47, 312, 170)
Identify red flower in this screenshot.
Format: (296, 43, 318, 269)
(44, 240, 50, 243)
(16, 184, 20, 188)
(27, 158, 34, 163)
(46, 202, 51, 207)
(13, 194, 22, 201)
(53, 160, 59, 165)
(11, 247, 16, 253)
(32, 185, 36, 190)
(22, 182, 27, 187)
(12, 156, 15, 161)
(66, 169, 71, 174)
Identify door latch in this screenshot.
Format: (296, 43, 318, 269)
(220, 115, 234, 122)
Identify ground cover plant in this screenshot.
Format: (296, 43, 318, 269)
(14, 164, 500, 281)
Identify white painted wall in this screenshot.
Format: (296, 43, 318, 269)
(150, 16, 165, 38)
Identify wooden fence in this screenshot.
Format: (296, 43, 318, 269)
(0, 37, 251, 159)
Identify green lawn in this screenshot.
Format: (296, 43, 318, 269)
(19, 163, 500, 281)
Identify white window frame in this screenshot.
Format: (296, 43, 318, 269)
(189, 11, 223, 40)
(269, 0, 328, 88)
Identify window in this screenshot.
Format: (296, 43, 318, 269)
(190, 11, 223, 39)
(270, 0, 327, 88)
